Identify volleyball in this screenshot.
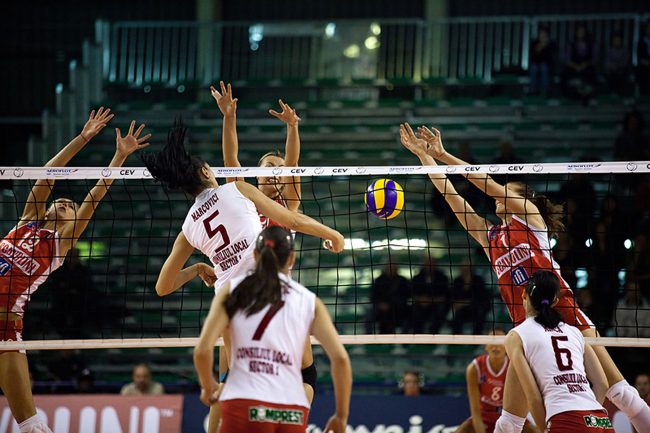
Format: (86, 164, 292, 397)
(365, 179, 404, 220)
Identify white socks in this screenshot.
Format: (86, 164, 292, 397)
(494, 410, 526, 433)
(606, 380, 650, 433)
(18, 414, 52, 433)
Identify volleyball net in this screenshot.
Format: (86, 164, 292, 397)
(0, 161, 649, 351)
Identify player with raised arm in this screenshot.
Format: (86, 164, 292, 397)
(141, 119, 344, 431)
(0, 109, 150, 433)
(194, 226, 352, 433)
(505, 270, 613, 432)
(400, 124, 650, 433)
(456, 330, 536, 433)
(211, 81, 319, 419)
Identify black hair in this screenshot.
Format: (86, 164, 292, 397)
(140, 118, 209, 196)
(508, 182, 565, 236)
(224, 226, 294, 318)
(526, 270, 562, 329)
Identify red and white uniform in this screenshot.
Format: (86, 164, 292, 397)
(487, 215, 592, 329)
(513, 318, 610, 431)
(259, 193, 289, 230)
(220, 272, 315, 408)
(218, 273, 314, 432)
(473, 354, 508, 428)
(0, 222, 64, 316)
(182, 184, 262, 292)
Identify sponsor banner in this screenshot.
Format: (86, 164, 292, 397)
(182, 394, 467, 433)
(0, 395, 183, 433)
(0, 161, 648, 179)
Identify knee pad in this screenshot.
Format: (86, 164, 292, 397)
(607, 380, 646, 417)
(494, 410, 526, 433)
(301, 362, 317, 392)
(19, 414, 52, 433)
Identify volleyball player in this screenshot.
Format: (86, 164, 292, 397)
(0, 108, 150, 433)
(456, 330, 536, 433)
(505, 270, 613, 432)
(194, 226, 351, 433)
(211, 81, 318, 416)
(399, 123, 650, 433)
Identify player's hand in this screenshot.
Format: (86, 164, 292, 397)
(200, 380, 221, 407)
(324, 231, 345, 253)
(323, 414, 347, 433)
(399, 123, 429, 157)
(82, 107, 114, 139)
(115, 121, 151, 157)
(416, 125, 446, 159)
(211, 81, 238, 118)
(196, 263, 217, 286)
(269, 99, 301, 127)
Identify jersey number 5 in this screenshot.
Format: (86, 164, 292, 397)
(203, 210, 231, 254)
(551, 336, 573, 371)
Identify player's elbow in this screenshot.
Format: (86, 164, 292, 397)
(155, 281, 172, 297)
(330, 349, 351, 368)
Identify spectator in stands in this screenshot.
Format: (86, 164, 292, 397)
(410, 256, 449, 334)
(588, 220, 625, 332)
(605, 32, 631, 96)
(562, 23, 597, 101)
(636, 19, 650, 94)
(449, 262, 488, 335)
(399, 371, 424, 397)
(634, 373, 650, 405)
(628, 232, 650, 302)
(612, 281, 650, 338)
(120, 363, 165, 396)
(368, 261, 410, 333)
(76, 368, 96, 394)
(528, 25, 556, 96)
(614, 110, 649, 162)
(47, 350, 87, 383)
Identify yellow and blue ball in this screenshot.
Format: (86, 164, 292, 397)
(365, 179, 404, 220)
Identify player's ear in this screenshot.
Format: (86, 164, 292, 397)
(551, 296, 559, 308)
(287, 251, 296, 269)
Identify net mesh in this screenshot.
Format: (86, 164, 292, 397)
(0, 162, 649, 350)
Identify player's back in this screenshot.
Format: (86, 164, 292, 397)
(512, 318, 602, 421)
(220, 272, 315, 408)
(182, 183, 262, 287)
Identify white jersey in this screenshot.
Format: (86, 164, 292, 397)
(512, 317, 603, 421)
(219, 272, 316, 408)
(181, 184, 262, 291)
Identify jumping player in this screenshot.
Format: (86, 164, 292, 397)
(399, 123, 650, 433)
(211, 81, 317, 424)
(456, 331, 536, 433)
(194, 226, 351, 433)
(0, 108, 150, 433)
(506, 270, 613, 432)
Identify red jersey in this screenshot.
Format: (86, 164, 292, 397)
(259, 193, 289, 230)
(487, 215, 592, 329)
(0, 222, 64, 315)
(473, 354, 508, 423)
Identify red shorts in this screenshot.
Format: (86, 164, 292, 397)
(548, 410, 614, 432)
(219, 399, 309, 433)
(0, 319, 24, 354)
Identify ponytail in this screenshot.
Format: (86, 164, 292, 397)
(526, 270, 562, 329)
(224, 226, 294, 318)
(510, 182, 565, 236)
(140, 118, 208, 196)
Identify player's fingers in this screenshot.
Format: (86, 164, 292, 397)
(115, 128, 122, 139)
(227, 82, 232, 96)
(431, 127, 441, 137)
(134, 123, 145, 137)
(128, 120, 135, 135)
(104, 113, 115, 123)
(269, 109, 281, 118)
(137, 133, 152, 143)
(96, 106, 104, 117)
(89, 110, 95, 120)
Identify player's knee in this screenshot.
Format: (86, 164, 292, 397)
(18, 414, 52, 433)
(607, 380, 645, 417)
(494, 410, 526, 433)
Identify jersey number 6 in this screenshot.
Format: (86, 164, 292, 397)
(551, 336, 573, 371)
(203, 210, 231, 254)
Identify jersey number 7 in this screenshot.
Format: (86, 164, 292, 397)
(253, 301, 286, 340)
